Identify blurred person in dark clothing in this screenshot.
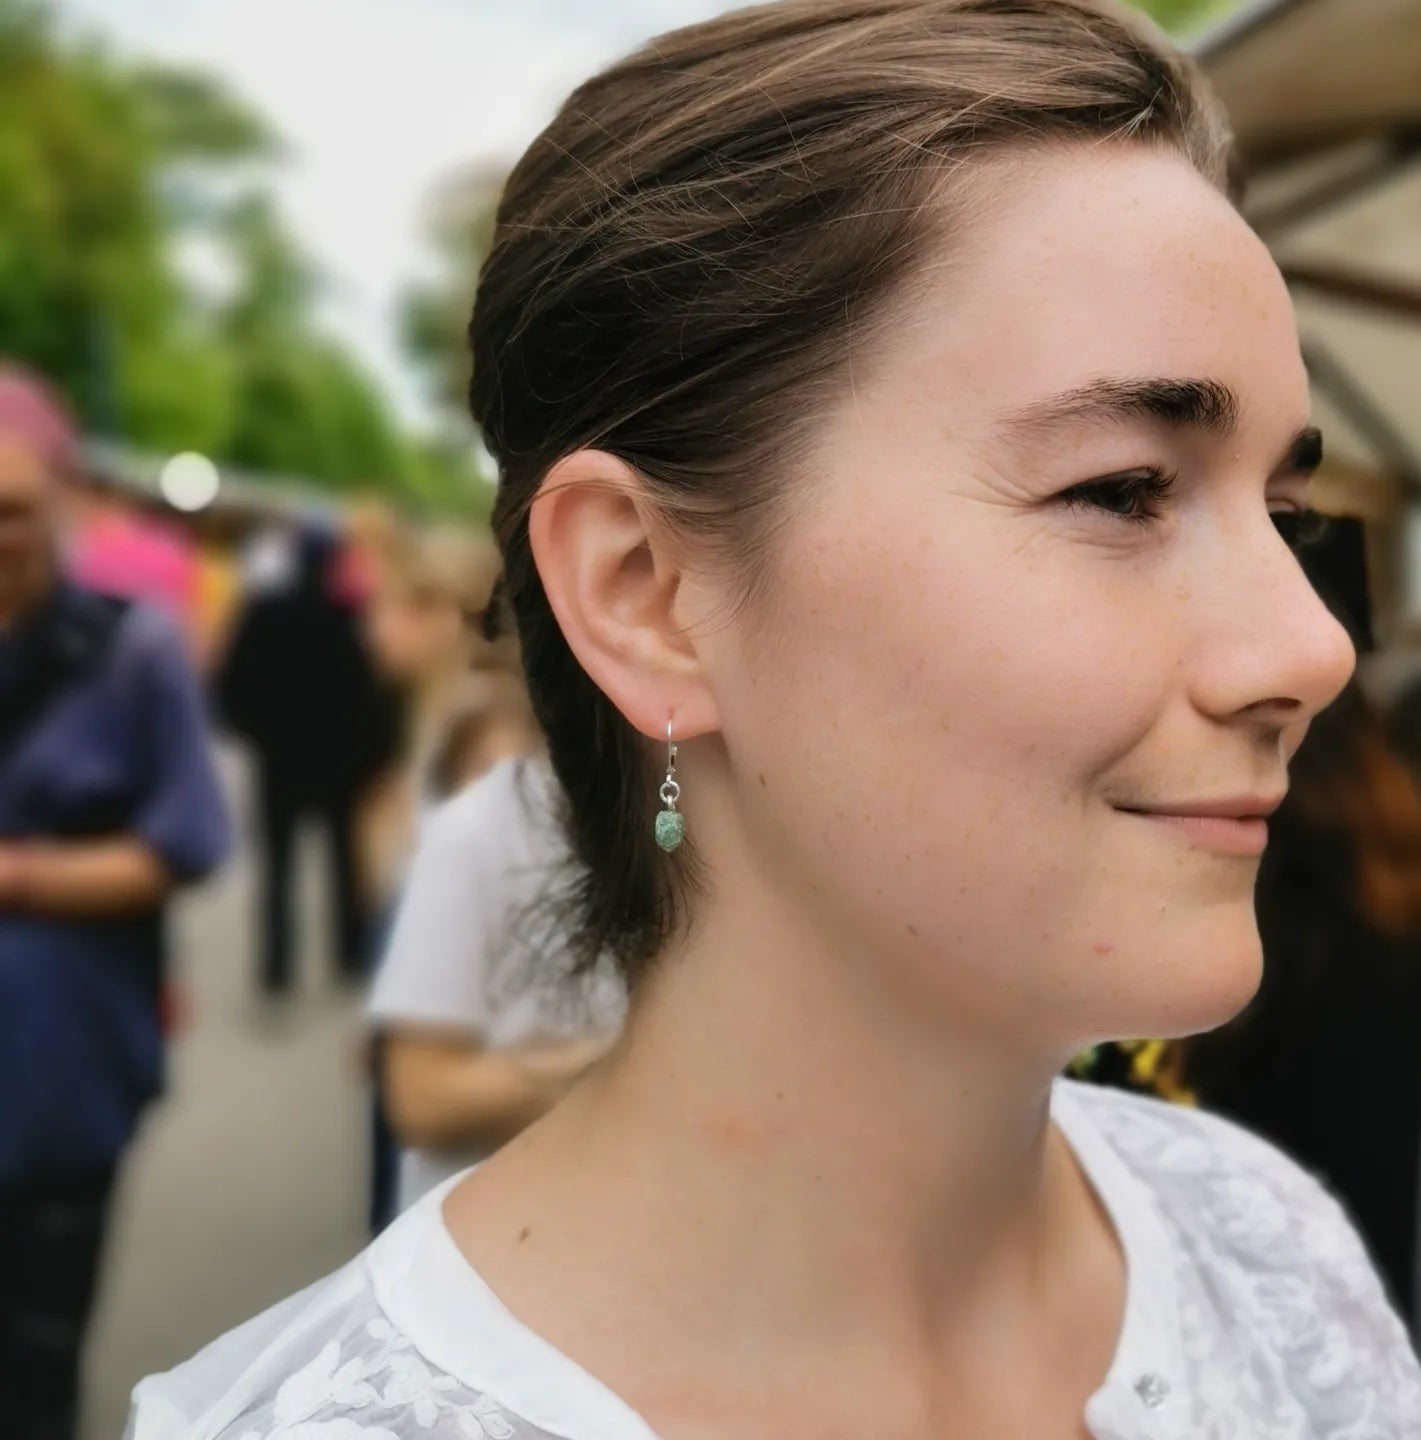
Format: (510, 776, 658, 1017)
(1185, 679, 1421, 1332)
(0, 365, 230, 1440)
(216, 523, 402, 996)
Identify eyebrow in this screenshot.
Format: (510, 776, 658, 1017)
(995, 376, 1323, 481)
(998, 377, 1242, 442)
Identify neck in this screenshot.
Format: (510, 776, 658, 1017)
(464, 847, 1102, 1406)
(412, 658, 466, 722)
(588, 901, 1070, 1312)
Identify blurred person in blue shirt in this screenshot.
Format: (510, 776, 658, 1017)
(0, 366, 230, 1440)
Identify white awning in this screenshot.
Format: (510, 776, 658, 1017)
(1198, 0, 1421, 168)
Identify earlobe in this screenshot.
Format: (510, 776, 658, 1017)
(527, 450, 720, 743)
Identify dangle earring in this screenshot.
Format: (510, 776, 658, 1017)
(655, 718, 685, 853)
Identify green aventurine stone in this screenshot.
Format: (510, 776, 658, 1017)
(655, 809, 686, 852)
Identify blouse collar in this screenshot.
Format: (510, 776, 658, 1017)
(1053, 1080, 1193, 1438)
(370, 1079, 1189, 1440)
(370, 1173, 657, 1440)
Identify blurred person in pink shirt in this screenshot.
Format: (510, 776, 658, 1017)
(64, 476, 201, 648)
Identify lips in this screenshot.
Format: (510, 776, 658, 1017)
(1113, 795, 1284, 857)
(1116, 794, 1286, 821)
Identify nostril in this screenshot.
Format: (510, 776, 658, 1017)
(1242, 696, 1304, 723)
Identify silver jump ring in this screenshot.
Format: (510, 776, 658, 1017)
(655, 717, 687, 852)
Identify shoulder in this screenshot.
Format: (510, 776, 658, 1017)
(1057, 1079, 1421, 1408)
(126, 1255, 372, 1439)
(417, 766, 561, 875)
(125, 1237, 533, 1440)
(59, 592, 187, 696)
(1060, 1078, 1362, 1263)
(108, 598, 188, 674)
(367, 762, 558, 1025)
(1064, 1077, 1334, 1203)
(447, 758, 558, 828)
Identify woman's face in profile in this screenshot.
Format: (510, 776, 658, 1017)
(699, 144, 1355, 1050)
(0, 435, 56, 611)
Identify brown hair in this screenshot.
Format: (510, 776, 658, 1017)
(470, 0, 1233, 986)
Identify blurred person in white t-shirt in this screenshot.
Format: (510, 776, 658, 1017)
(367, 672, 624, 1216)
(367, 541, 627, 1226)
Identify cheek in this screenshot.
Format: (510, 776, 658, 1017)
(408, 621, 445, 665)
(372, 610, 425, 671)
(765, 509, 1172, 816)
(720, 503, 1253, 1042)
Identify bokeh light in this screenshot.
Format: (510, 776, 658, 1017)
(159, 451, 222, 512)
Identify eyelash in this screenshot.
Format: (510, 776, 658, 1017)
(1058, 469, 1335, 553)
(1058, 468, 1177, 525)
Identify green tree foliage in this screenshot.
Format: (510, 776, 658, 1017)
(130, 64, 281, 165)
(1130, 0, 1239, 36)
(399, 161, 503, 425)
(0, 0, 482, 513)
(0, 0, 162, 423)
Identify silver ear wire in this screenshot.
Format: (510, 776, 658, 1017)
(655, 718, 685, 852)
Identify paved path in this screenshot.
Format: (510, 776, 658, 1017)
(84, 752, 372, 1439)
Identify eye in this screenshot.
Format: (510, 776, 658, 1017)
(1271, 507, 1333, 554)
(1057, 469, 1177, 525)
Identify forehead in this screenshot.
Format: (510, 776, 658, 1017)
(876, 145, 1307, 433)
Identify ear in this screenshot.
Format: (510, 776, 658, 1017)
(527, 450, 721, 742)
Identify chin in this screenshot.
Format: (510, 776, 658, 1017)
(1139, 922, 1265, 1042)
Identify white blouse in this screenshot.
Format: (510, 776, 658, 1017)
(126, 1080, 1421, 1440)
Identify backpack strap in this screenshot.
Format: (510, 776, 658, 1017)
(0, 585, 132, 764)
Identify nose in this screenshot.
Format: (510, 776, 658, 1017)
(1188, 514, 1356, 736)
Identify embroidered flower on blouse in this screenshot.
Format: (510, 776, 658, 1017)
(458, 1397, 516, 1439)
(274, 1342, 381, 1422)
(381, 1352, 460, 1425)
(234, 1323, 516, 1439)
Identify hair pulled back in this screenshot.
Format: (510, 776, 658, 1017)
(469, 0, 1233, 987)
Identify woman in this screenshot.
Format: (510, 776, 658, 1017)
(362, 529, 537, 1229)
(368, 740, 623, 1217)
(365, 527, 516, 814)
(127, 2, 1421, 1436)
(366, 549, 618, 1221)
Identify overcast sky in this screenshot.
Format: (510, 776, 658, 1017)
(58, 0, 732, 421)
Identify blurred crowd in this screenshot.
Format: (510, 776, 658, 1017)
(0, 360, 570, 1438)
(4, 354, 1421, 1439)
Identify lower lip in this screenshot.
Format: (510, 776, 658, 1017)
(1119, 810, 1269, 857)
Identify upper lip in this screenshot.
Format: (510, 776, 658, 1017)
(1116, 794, 1286, 820)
